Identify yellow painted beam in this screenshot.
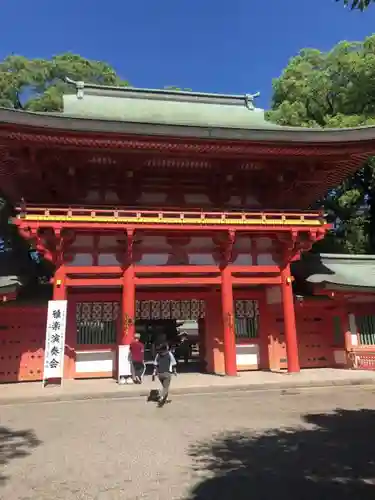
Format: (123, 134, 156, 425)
(17, 214, 325, 227)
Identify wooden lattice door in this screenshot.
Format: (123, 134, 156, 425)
(76, 301, 120, 347)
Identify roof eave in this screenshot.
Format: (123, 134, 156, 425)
(310, 281, 375, 293)
(2, 107, 375, 145)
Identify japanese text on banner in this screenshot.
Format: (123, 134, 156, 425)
(43, 300, 67, 380)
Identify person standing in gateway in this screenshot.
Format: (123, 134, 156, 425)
(129, 333, 145, 384)
(152, 343, 177, 407)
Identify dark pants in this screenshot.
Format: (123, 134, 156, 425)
(177, 346, 190, 365)
(132, 361, 145, 381)
(158, 372, 172, 400)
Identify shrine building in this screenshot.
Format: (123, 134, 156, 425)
(1, 80, 375, 383)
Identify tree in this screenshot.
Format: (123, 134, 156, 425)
(267, 36, 375, 254)
(0, 53, 130, 112)
(339, 0, 373, 10)
(0, 53, 131, 277)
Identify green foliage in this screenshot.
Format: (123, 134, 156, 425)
(0, 53, 130, 112)
(268, 36, 375, 254)
(0, 53, 130, 272)
(339, 0, 373, 10)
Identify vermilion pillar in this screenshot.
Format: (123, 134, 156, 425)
(221, 266, 237, 376)
(121, 265, 135, 345)
(280, 265, 300, 373)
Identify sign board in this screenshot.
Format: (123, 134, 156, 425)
(118, 345, 132, 380)
(43, 300, 68, 384)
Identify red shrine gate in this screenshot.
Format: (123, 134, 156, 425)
(0, 287, 343, 383)
(2, 205, 329, 382)
(2, 81, 374, 383)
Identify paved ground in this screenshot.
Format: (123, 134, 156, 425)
(1, 385, 375, 499)
(2, 368, 375, 404)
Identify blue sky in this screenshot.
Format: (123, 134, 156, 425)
(1, 0, 375, 109)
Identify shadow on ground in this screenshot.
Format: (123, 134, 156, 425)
(187, 408, 375, 500)
(0, 426, 41, 486)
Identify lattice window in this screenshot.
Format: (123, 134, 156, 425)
(135, 300, 205, 320)
(235, 300, 259, 339)
(357, 315, 375, 345)
(76, 302, 118, 345)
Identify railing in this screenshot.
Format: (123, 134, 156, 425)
(347, 349, 375, 370)
(357, 315, 375, 345)
(14, 205, 326, 227)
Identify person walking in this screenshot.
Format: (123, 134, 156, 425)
(176, 332, 191, 366)
(130, 333, 145, 384)
(152, 343, 177, 407)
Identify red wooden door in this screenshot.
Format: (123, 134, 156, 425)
(296, 308, 334, 368)
(0, 306, 46, 382)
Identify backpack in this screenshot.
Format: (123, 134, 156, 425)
(156, 351, 173, 374)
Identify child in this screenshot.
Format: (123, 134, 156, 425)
(152, 343, 177, 407)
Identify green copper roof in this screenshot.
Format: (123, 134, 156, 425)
(0, 276, 21, 294)
(4, 79, 375, 144)
(293, 254, 375, 291)
(63, 78, 281, 130)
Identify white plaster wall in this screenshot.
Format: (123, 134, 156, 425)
(138, 192, 167, 203)
(234, 235, 252, 251)
(189, 254, 217, 265)
(351, 334, 358, 346)
(141, 235, 168, 247)
(72, 235, 94, 246)
(98, 253, 120, 266)
(232, 254, 253, 265)
(186, 237, 213, 248)
(258, 253, 278, 265)
(98, 235, 119, 248)
(69, 253, 93, 266)
(184, 193, 211, 205)
(245, 195, 260, 207)
(254, 237, 272, 251)
(84, 190, 100, 202)
(104, 190, 119, 202)
(236, 344, 259, 367)
(137, 253, 169, 265)
(226, 195, 241, 207)
(75, 350, 114, 373)
(334, 350, 346, 365)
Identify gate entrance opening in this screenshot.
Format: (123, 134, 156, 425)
(134, 296, 206, 373)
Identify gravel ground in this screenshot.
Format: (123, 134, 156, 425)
(1, 385, 375, 499)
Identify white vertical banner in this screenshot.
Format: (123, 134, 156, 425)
(118, 345, 132, 380)
(43, 300, 68, 384)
